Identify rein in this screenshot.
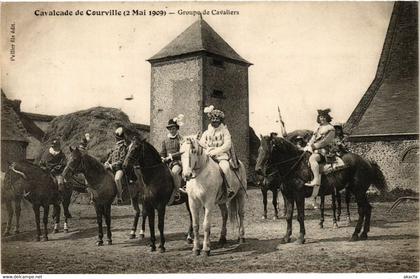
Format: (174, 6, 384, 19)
(264, 149, 307, 182)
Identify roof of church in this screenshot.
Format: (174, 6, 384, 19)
(345, 2, 418, 138)
(148, 19, 251, 65)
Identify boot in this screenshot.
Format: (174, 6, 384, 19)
(305, 160, 321, 187)
(115, 181, 124, 205)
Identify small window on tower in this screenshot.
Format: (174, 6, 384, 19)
(212, 58, 225, 68)
(212, 90, 225, 99)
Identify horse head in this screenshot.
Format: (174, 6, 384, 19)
(180, 135, 204, 181)
(255, 134, 276, 176)
(123, 137, 141, 169)
(62, 146, 84, 181)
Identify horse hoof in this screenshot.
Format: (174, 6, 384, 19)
(333, 223, 339, 229)
(219, 237, 227, 246)
(203, 250, 210, 257)
(129, 234, 136, 240)
(14, 230, 20, 235)
(96, 241, 104, 246)
(273, 215, 279, 220)
(279, 237, 290, 244)
(261, 215, 267, 220)
(239, 237, 245, 244)
(295, 238, 305, 245)
(41, 236, 48, 242)
(66, 214, 73, 219)
(194, 250, 200, 256)
(359, 233, 368, 241)
(107, 240, 113, 245)
(349, 234, 359, 242)
(53, 229, 59, 234)
(35, 236, 41, 242)
(150, 246, 156, 252)
(319, 223, 324, 229)
(139, 234, 145, 240)
(187, 238, 193, 244)
(159, 247, 166, 253)
(64, 229, 69, 233)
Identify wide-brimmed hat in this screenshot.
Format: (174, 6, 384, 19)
(166, 114, 184, 129)
(51, 139, 61, 148)
(204, 105, 224, 121)
(317, 108, 332, 123)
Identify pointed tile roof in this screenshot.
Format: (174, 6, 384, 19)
(148, 19, 251, 65)
(345, 2, 418, 138)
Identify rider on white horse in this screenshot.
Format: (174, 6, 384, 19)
(200, 105, 239, 199)
(160, 114, 186, 200)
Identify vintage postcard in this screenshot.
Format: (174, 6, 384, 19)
(1, 1, 418, 276)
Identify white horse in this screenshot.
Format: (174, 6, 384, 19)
(180, 136, 247, 256)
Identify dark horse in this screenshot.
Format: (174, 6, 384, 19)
(256, 174, 286, 220)
(62, 147, 117, 246)
(255, 135, 387, 244)
(2, 161, 64, 241)
(123, 137, 193, 253)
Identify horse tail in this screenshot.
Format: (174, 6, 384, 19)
(370, 161, 387, 192)
(228, 195, 239, 227)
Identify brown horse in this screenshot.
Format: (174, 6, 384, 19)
(2, 161, 63, 241)
(255, 135, 387, 244)
(62, 147, 117, 246)
(123, 137, 193, 253)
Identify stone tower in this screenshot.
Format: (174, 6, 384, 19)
(148, 18, 252, 169)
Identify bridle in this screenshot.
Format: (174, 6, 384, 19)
(126, 140, 164, 170)
(184, 138, 207, 178)
(261, 139, 306, 183)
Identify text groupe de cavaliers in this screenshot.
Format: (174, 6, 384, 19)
(178, 10, 239, 15)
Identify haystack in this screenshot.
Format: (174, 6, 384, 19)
(38, 107, 145, 163)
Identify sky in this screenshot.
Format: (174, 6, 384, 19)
(1, 2, 394, 135)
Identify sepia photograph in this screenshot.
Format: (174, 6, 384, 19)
(1, 1, 418, 275)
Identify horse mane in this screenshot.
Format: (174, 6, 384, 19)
(82, 153, 106, 175)
(272, 136, 301, 156)
(142, 140, 163, 163)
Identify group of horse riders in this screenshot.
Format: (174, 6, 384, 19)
(36, 105, 348, 205)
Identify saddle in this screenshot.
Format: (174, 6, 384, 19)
(320, 156, 347, 175)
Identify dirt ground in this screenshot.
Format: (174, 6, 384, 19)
(1, 188, 419, 274)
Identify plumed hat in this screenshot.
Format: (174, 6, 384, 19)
(115, 127, 125, 140)
(317, 108, 333, 123)
(166, 114, 184, 129)
(204, 105, 225, 121)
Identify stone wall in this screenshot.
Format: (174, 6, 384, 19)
(349, 139, 419, 192)
(150, 56, 203, 150)
(202, 54, 250, 170)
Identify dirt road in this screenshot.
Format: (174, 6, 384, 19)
(1, 189, 418, 273)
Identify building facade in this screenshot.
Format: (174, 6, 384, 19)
(148, 18, 252, 169)
(345, 2, 419, 192)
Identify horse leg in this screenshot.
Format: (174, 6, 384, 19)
(185, 201, 194, 244)
(129, 195, 141, 239)
(63, 189, 72, 219)
(146, 204, 156, 252)
(53, 204, 61, 233)
(94, 204, 104, 246)
(272, 188, 279, 220)
(105, 204, 112, 245)
(282, 193, 287, 217)
(33, 204, 41, 241)
(345, 189, 352, 224)
(238, 191, 246, 243)
(42, 204, 50, 241)
(3, 201, 13, 236)
(350, 200, 365, 242)
(261, 188, 268, 220)
(360, 196, 372, 240)
(140, 213, 146, 239)
(319, 195, 325, 229)
(332, 193, 339, 229)
(157, 206, 166, 253)
(279, 196, 294, 244)
(218, 203, 228, 246)
(295, 193, 306, 244)
(189, 197, 201, 256)
(336, 191, 342, 222)
(14, 197, 22, 234)
(202, 207, 212, 257)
